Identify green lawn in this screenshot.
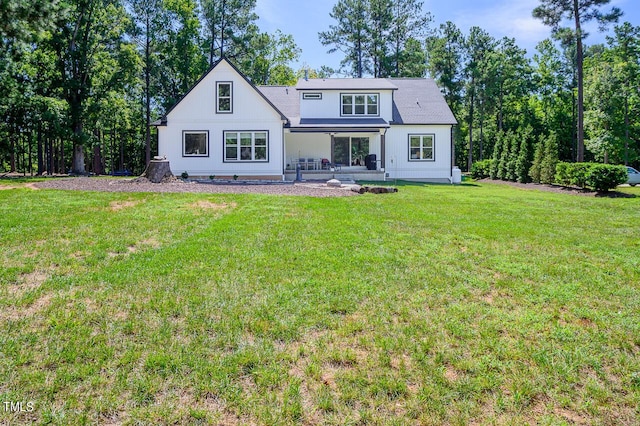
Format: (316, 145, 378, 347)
(1, 180, 639, 425)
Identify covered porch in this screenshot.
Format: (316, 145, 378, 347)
(283, 119, 388, 181)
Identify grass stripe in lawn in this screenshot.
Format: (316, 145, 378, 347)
(0, 182, 639, 425)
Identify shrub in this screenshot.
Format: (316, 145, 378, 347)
(554, 162, 627, 191)
(470, 159, 494, 179)
(209, 175, 215, 180)
(490, 132, 504, 179)
(506, 131, 519, 182)
(540, 133, 558, 184)
(529, 135, 544, 183)
(568, 163, 591, 188)
(181, 171, 189, 179)
(497, 133, 510, 181)
(555, 162, 571, 186)
(515, 136, 531, 183)
(586, 164, 627, 192)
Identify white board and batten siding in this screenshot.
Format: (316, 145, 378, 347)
(385, 125, 452, 182)
(158, 60, 285, 178)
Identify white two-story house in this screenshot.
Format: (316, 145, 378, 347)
(154, 57, 457, 182)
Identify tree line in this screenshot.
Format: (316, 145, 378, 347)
(321, 0, 638, 171)
(1, 0, 638, 176)
(1, 0, 301, 175)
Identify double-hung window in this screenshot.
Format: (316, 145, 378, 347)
(224, 131, 268, 162)
(341, 93, 378, 116)
(409, 134, 434, 161)
(183, 131, 208, 157)
(216, 82, 232, 113)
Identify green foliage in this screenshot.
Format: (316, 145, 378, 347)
(586, 163, 627, 191)
(181, 171, 188, 179)
(555, 162, 571, 186)
(505, 131, 519, 181)
(568, 162, 591, 188)
(489, 131, 504, 179)
(554, 162, 626, 191)
(515, 127, 533, 183)
(320, 0, 432, 77)
(497, 132, 509, 180)
(470, 159, 494, 179)
(540, 133, 559, 184)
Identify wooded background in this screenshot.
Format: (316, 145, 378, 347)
(1, 0, 637, 175)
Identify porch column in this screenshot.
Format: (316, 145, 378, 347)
(380, 132, 386, 171)
(330, 133, 335, 163)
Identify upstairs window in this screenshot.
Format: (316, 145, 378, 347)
(216, 82, 232, 113)
(341, 93, 378, 116)
(409, 134, 434, 161)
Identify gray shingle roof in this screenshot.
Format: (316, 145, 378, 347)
(295, 78, 398, 91)
(257, 86, 300, 122)
(389, 78, 457, 125)
(258, 78, 457, 127)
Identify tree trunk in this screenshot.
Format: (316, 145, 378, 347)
(73, 144, 85, 174)
(574, 0, 584, 162)
(37, 122, 44, 175)
(142, 158, 173, 183)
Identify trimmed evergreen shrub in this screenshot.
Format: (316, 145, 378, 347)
(490, 132, 504, 180)
(497, 132, 510, 181)
(568, 163, 591, 188)
(515, 135, 531, 183)
(470, 159, 494, 179)
(555, 162, 571, 186)
(529, 135, 544, 183)
(586, 164, 627, 192)
(554, 162, 627, 191)
(505, 131, 519, 182)
(540, 133, 558, 184)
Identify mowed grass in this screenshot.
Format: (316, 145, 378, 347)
(0, 180, 639, 425)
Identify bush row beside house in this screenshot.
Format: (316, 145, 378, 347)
(556, 162, 627, 191)
(471, 130, 626, 191)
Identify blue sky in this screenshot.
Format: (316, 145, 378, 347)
(256, 0, 639, 75)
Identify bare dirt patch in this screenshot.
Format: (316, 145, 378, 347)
(189, 200, 237, 210)
(109, 200, 141, 211)
(1, 293, 53, 321)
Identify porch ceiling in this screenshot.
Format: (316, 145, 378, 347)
(288, 117, 389, 133)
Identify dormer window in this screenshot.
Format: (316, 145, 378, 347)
(341, 93, 378, 116)
(216, 82, 232, 113)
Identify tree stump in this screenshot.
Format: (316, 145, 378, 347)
(142, 157, 174, 183)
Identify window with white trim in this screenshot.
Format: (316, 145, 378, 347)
(224, 131, 268, 162)
(216, 82, 232, 113)
(409, 134, 434, 161)
(183, 131, 208, 157)
(341, 93, 378, 116)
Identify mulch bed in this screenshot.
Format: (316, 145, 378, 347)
(477, 178, 635, 198)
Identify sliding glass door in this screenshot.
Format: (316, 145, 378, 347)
(333, 137, 369, 166)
